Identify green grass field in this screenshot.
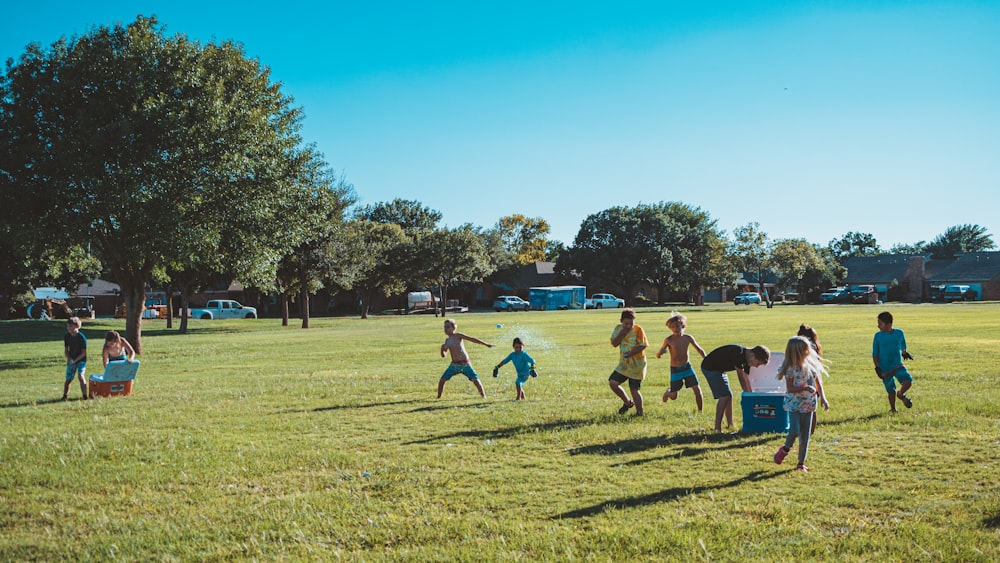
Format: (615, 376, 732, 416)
(2, 303, 999, 561)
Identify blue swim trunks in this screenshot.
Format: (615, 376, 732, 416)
(441, 362, 480, 381)
(65, 361, 87, 381)
(881, 365, 913, 392)
(670, 363, 697, 382)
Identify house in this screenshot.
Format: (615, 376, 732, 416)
(925, 252, 1000, 301)
(842, 252, 1000, 302)
(841, 254, 920, 301)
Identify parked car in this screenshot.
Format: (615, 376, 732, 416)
(819, 287, 850, 304)
(733, 292, 762, 305)
(493, 295, 531, 312)
(943, 284, 977, 302)
(188, 299, 258, 320)
(850, 285, 878, 304)
(585, 293, 626, 309)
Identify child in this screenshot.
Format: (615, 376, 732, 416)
(102, 330, 136, 368)
(609, 308, 648, 416)
(700, 344, 770, 431)
(493, 337, 538, 401)
(773, 336, 829, 472)
(873, 311, 915, 412)
(438, 319, 493, 398)
(63, 317, 88, 400)
(797, 323, 822, 356)
(797, 323, 822, 434)
(656, 312, 706, 411)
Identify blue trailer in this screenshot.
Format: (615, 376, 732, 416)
(529, 286, 586, 311)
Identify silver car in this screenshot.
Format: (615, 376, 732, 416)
(493, 296, 530, 312)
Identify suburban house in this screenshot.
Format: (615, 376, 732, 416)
(842, 252, 1000, 302)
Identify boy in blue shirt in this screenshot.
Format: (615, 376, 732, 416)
(493, 337, 538, 401)
(873, 311, 915, 412)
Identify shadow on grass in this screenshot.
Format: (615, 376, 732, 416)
(619, 436, 776, 465)
(0, 397, 79, 409)
(404, 417, 597, 444)
(0, 358, 57, 371)
(983, 510, 1000, 529)
(814, 413, 885, 427)
(552, 469, 785, 519)
(311, 399, 426, 412)
(567, 430, 772, 457)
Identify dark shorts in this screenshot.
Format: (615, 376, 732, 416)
(670, 375, 699, 392)
(701, 368, 732, 399)
(609, 371, 642, 390)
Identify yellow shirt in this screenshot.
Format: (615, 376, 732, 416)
(612, 324, 648, 380)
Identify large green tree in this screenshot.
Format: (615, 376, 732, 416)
(653, 202, 725, 304)
(348, 220, 410, 319)
(924, 224, 995, 258)
(828, 232, 881, 262)
(560, 206, 650, 297)
(354, 199, 442, 234)
(415, 226, 494, 316)
(771, 239, 839, 300)
(729, 222, 772, 304)
(1, 16, 322, 350)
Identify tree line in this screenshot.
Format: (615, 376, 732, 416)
(1, 16, 994, 351)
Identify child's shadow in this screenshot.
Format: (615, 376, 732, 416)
(0, 397, 77, 409)
(567, 430, 772, 459)
(553, 469, 786, 519)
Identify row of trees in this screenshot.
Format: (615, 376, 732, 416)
(2, 17, 995, 352)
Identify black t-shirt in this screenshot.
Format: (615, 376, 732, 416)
(64, 332, 87, 361)
(701, 344, 748, 373)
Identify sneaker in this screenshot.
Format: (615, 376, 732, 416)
(773, 446, 789, 465)
(617, 401, 634, 415)
(796, 464, 809, 472)
(899, 395, 912, 409)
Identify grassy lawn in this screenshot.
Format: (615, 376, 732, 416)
(2, 303, 999, 560)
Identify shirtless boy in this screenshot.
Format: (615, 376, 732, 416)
(438, 318, 494, 398)
(657, 312, 707, 411)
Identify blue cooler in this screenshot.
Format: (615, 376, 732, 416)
(741, 392, 788, 433)
(740, 351, 789, 434)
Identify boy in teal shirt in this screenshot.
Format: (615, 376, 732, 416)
(873, 311, 915, 412)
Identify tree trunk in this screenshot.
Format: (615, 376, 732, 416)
(281, 292, 289, 326)
(360, 292, 370, 320)
(118, 279, 146, 355)
(165, 292, 174, 329)
(300, 287, 311, 329)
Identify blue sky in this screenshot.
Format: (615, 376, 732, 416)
(4, 2, 998, 248)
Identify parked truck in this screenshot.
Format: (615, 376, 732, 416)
(189, 299, 258, 320)
(585, 293, 625, 309)
(528, 286, 586, 311)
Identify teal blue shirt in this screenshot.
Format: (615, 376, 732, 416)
(873, 328, 907, 371)
(499, 351, 536, 376)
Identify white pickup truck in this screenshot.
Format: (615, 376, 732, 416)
(585, 293, 625, 309)
(189, 299, 258, 320)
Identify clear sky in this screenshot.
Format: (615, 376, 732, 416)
(4, 1, 998, 248)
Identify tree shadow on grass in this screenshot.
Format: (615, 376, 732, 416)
(0, 397, 80, 409)
(567, 430, 772, 457)
(552, 469, 785, 519)
(404, 417, 597, 444)
(311, 398, 426, 412)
